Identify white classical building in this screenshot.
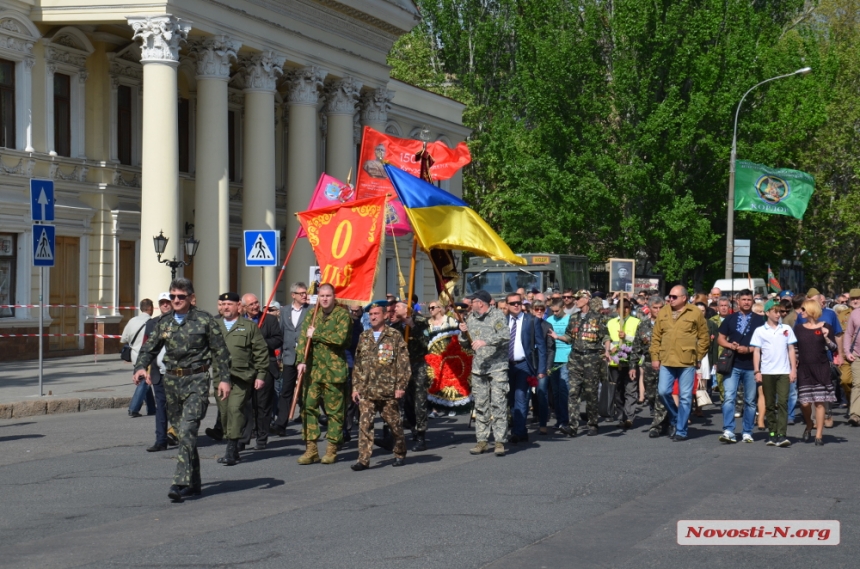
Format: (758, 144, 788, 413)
(0, 0, 469, 360)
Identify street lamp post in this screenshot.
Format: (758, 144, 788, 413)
(153, 230, 200, 280)
(724, 67, 812, 279)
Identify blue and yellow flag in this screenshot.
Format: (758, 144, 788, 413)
(384, 165, 525, 265)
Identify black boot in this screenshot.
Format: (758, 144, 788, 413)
(219, 440, 237, 466)
(412, 432, 427, 452)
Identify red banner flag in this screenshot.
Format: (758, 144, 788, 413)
(356, 126, 471, 236)
(296, 195, 386, 304)
(297, 173, 355, 238)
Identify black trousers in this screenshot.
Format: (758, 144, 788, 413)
(273, 363, 299, 429)
(609, 365, 638, 422)
(240, 365, 276, 445)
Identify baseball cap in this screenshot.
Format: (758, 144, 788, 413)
(574, 289, 591, 299)
(764, 299, 778, 312)
(472, 290, 492, 304)
(777, 290, 794, 299)
(157, 292, 171, 303)
(267, 301, 281, 311)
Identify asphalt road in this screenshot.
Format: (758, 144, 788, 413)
(1, 403, 858, 569)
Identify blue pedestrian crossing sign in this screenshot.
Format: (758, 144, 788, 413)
(244, 230, 279, 267)
(30, 179, 55, 222)
(33, 224, 55, 267)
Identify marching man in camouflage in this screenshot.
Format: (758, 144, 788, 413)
(134, 278, 231, 502)
(459, 290, 511, 457)
(350, 304, 411, 470)
(295, 283, 352, 465)
(550, 291, 611, 437)
(392, 300, 432, 451)
(632, 295, 669, 437)
(215, 292, 269, 466)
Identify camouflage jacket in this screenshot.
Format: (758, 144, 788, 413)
(296, 304, 352, 384)
(353, 326, 410, 399)
(631, 317, 656, 363)
(134, 307, 231, 384)
(460, 307, 509, 374)
(218, 317, 270, 382)
(561, 309, 609, 353)
(391, 312, 430, 365)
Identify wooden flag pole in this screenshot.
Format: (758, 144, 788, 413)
(288, 301, 321, 423)
(404, 236, 418, 342)
(258, 228, 300, 328)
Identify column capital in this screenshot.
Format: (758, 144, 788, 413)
(127, 15, 191, 64)
(324, 76, 363, 115)
(191, 35, 240, 80)
(239, 51, 285, 92)
(360, 87, 393, 125)
(285, 65, 325, 106)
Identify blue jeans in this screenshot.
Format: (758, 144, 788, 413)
(788, 381, 798, 421)
(537, 365, 570, 427)
(152, 381, 168, 445)
(657, 366, 696, 438)
(722, 367, 757, 435)
(508, 360, 531, 437)
(129, 380, 156, 415)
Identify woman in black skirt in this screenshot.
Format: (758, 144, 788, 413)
(794, 299, 838, 445)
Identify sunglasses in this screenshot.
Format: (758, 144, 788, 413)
(851, 297, 860, 301)
(533, 307, 545, 311)
(508, 301, 522, 306)
(667, 295, 682, 300)
(169, 294, 188, 301)
(562, 295, 573, 299)
(779, 310, 789, 314)
(428, 306, 439, 310)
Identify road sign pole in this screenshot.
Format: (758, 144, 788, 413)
(38, 266, 43, 397)
(260, 268, 264, 309)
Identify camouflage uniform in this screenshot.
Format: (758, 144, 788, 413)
(353, 326, 411, 466)
(632, 316, 668, 430)
(217, 316, 269, 439)
(392, 313, 431, 434)
(460, 307, 510, 443)
(561, 300, 609, 430)
(135, 307, 230, 488)
(296, 304, 352, 445)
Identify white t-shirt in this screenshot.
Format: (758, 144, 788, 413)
(750, 322, 797, 375)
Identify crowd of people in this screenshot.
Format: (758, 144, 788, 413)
(121, 277, 860, 502)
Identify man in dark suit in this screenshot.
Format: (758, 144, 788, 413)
(143, 292, 174, 452)
(271, 282, 310, 436)
(506, 292, 547, 444)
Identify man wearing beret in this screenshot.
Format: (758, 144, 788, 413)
(216, 292, 269, 466)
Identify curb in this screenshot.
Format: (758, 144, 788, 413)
(0, 396, 133, 419)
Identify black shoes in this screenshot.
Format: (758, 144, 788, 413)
(205, 428, 224, 441)
(648, 427, 661, 438)
(668, 425, 677, 439)
(814, 438, 824, 446)
(673, 435, 689, 442)
(129, 411, 142, 418)
(166, 432, 179, 446)
(586, 426, 598, 436)
(255, 441, 267, 451)
(509, 434, 529, 444)
(392, 458, 405, 467)
(269, 424, 286, 437)
(218, 440, 239, 466)
(168, 485, 184, 502)
(621, 420, 633, 431)
(412, 434, 427, 452)
(351, 462, 369, 471)
(147, 444, 167, 452)
(180, 485, 202, 498)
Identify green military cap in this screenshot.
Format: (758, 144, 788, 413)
(219, 292, 240, 302)
(806, 287, 821, 297)
(850, 288, 860, 298)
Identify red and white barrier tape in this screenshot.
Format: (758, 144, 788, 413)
(0, 304, 139, 310)
(0, 333, 122, 338)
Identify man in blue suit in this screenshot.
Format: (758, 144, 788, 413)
(506, 292, 547, 444)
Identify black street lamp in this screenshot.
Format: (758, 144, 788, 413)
(153, 230, 199, 279)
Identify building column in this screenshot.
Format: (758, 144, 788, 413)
(127, 15, 190, 301)
(360, 87, 393, 300)
(191, 35, 239, 312)
(239, 51, 285, 298)
(284, 66, 325, 292)
(324, 77, 362, 182)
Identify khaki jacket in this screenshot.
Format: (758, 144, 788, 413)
(650, 304, 710, 367)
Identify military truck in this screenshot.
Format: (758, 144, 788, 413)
(463, 253, 591, 300)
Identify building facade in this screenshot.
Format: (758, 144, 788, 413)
(0, 0, 469, 360)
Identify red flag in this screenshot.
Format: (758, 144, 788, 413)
(296, 196, 386, 304)
(297, 173, 354, 238)
(767, 265, 782, 293)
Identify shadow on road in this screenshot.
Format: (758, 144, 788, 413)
(0, 434, 45, 442)
(201, 477, 284, 498)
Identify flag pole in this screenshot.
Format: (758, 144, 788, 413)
(289, 300, 320, 423)
(259, 228, 300, 328)
(404, 236, 418, 342)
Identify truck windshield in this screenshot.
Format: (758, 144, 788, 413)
(465, 271, 543, 295)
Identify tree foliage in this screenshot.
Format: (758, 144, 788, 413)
(388, 0, 860, 292)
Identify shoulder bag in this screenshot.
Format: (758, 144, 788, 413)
(121, 324, 145, 363)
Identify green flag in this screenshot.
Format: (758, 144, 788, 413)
(734, 161, 814, 219)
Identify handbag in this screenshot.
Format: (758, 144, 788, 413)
(715, 348, 735, 376)
(120, 324, 145, 363)
(598, 373, 617, 418)
(696, 376, 713, 407)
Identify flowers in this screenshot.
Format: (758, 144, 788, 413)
(783, 329, 790, 337)
(609, 341, 634, 365)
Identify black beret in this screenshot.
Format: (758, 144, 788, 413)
(219, 292, 240, 302)
(473, 290, 492, 304)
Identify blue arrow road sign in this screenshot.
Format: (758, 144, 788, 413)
(30, 179, 55, 222)
(244, 230, 278, 267)
(33, 224, 55, 267)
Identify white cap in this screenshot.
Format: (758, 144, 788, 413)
(157, 292, 171, 302)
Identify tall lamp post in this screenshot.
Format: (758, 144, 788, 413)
(724, 67, 812, 279)
(153, 230, 200, 279)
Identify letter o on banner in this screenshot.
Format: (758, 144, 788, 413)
(332, 220, 353, 259)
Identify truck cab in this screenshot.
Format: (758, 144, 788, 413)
(463, 254, 590, 300)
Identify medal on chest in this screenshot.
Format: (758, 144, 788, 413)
(378, 342, 394, 364)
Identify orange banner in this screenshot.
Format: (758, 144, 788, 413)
(296, 195, 386, 304)
(356, 126, 471, 202)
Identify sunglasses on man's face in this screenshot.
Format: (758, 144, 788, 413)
(169, 294, 188, 301)
(667, 295, 681, 300)
(533, 307, 545, 312)
(562, 295, 573, 299)
(508, 301, 522, 306)
(428, 306, 439, 310)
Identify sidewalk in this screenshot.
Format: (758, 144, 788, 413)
(0, 354, 139, 419)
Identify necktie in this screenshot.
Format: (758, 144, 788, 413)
(509, 316, 517, 361)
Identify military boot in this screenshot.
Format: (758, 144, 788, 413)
(320, 443, 338, 464)
(469, 441, 488, 455)
(412, 433, 427, 452)
(219, 440, 238, 466)
(297, 441, 320, 465)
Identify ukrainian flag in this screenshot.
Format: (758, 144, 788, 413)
(384, 165, 525, 265)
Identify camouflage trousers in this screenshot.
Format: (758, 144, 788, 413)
(357, 398, 406, 465)
(567, 352, 603, 428)
(164, 372, 209, 487)
(215, 376, 250, 440)
(643, 362, 668, 429)
(403, 363, 429, 434)
(472, 369, 509, 443)
(301, 379, 344, 445)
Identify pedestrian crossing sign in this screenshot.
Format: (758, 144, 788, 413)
(33, 224, 55, 267)
(244, 230, 279, 267)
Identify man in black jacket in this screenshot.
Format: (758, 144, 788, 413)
(271, 282, 310, 436)
(239, 293, 284, 450)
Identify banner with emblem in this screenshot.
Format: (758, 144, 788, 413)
(734, 161, 815, 220)
(297, 173, 354, 238)
(296, 195, 387, 304)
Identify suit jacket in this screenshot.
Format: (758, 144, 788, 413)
(255, 313, 284, 378)
(539, 319, 556, 375)
(279, 303, 309, 366)
(506, 312, 547, 377)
